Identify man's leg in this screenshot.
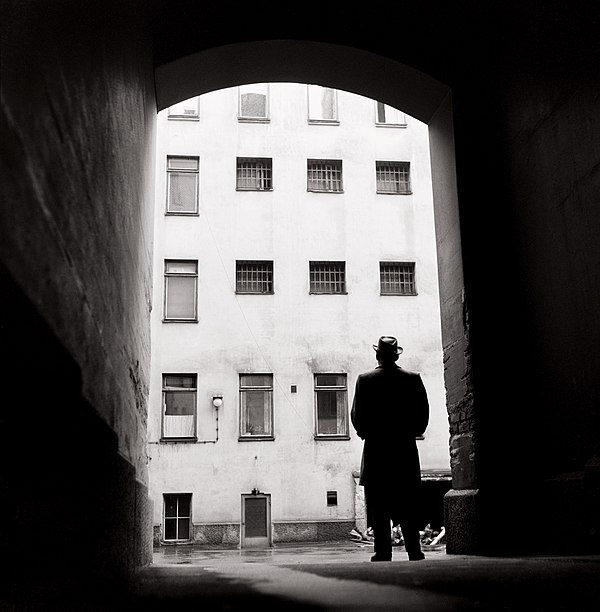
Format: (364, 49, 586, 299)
(366, 486, 392, 560)
(398, 503, 424, 560)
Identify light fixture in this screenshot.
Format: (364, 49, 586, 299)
(212, 395, 223, 409)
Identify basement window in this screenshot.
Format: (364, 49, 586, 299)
(163, 493, 192, 542)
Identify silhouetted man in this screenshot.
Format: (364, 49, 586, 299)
(351, 336, 429, 561)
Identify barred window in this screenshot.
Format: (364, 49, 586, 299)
(238, 83, 269, 121)
(236, 261, 274, 294)
(239, 374, 273, 439)
(163, 493, 192, 541)
(314, 374, 348, 437)
(236, 158, 273, 191)
(380, 262, 417, 295)
(307, 159, 343, 193)
(308, 85, 338, 123)
(375, 102, 407, 126)
(376, 161, 411, 194)
(162, 374, 197, 439)
(166, 156, 199, 213)
(168, 97, 199, 119)
(309, 261, 346, 294)
(164, 260, 198, 320)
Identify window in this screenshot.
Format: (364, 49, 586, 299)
(380, 262, 417, 295)
(239, 374, 273, 439)
(314, 374, 349, 438)
(163, 493, 192, 541)
(327, 491, 338, 506)
(307, 85, 338, 123)
(376, 161, 411, 194)
(236, 158, 273, 191)
(162, 374, 197, 440)
(168, 97, 199, 119)
(166, 156, 199, 214)
(307, 159, 343, 193)
(375, 101, 407, 126)
(309, 261, 346, 294)
(164, 260, 198, 321)
(236, 261, 274, 294)
(238, 83, 269, 121)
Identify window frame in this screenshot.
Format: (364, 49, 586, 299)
(238, 83, 270, 123)
(163, 493, 192, 542)
(236, 157, 273, 191)
(235, 260, 274, 295)
(238, 373, 274, 441)
(309, 261, 347, 295)
(314, 373, 350, 439)
(379, 261, 418, 296)
(161, 374, 197, 442)
(163, 259, 198, 322)
(307, 84, 339, 125)
(376, 161, 412, 195)
(166, 156, 200, 215)
(307, 159, 344, 193)
(375, 101, 407, 128)
(167, 97, 199, 120)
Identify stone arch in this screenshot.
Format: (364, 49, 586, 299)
(154, 39, 473, 550)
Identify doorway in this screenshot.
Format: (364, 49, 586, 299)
(241, 493, 272, 549)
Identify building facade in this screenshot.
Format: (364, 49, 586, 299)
(148, 82, 449, 547)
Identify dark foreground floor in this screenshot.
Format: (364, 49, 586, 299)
(9, 543, 600, 611)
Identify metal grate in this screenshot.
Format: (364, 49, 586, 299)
(380, 262, 416, 295)
(236, 158, 272, 190)
(307, 159, 343, 192)
(376, 161, 411, 194)
(236, 261, 273, 294)
(309, 261, 346, 294)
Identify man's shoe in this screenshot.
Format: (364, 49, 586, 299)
(408, 552, 425, 561)
(371, 554, 392, 562)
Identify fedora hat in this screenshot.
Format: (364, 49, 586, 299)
(373, 336, 403, 355)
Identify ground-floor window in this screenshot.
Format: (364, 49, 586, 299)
(163, 493, 192, 541)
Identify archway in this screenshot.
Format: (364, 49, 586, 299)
(154, 40, 472, 552)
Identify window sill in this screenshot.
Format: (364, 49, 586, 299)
(160, 437, 198, 443)
(307, 189, 344, 194)
(235, 188, 273, 192)
(309, 291, 348, 295)
(238, 436, 275, 442)
(375, 123, 407, 128)
(160, 540, 193, 546)
(308, 120, 340, 126)
(376, 191, 413, 196)
(162, 319, 199, 323)
(167, 116, 199, 121)
(238, 117, 270, 123)
(235, 291, 274, 295)
(314, 435, 351, 441)
(380, 292, 418, 297)
(165, 211, 200, 216)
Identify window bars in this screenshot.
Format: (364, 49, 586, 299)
(309, 261, 346, 294)
(236, 158, 273, 190)
(379, 262, 417, 295)
(376, 161, 411, 194)
(307, 159, 343, 192)
(236, 261, 274, 294)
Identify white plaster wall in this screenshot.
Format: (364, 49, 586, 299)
(148, 83, 449, 528)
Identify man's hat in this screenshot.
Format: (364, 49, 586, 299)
(373, 336, 403, 355)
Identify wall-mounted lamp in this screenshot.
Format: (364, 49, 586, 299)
(212, 395, 223, 409)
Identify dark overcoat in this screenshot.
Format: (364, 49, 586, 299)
(351, 364, 429, 491)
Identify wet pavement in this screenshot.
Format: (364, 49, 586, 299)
(129, 542, 600, 611)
